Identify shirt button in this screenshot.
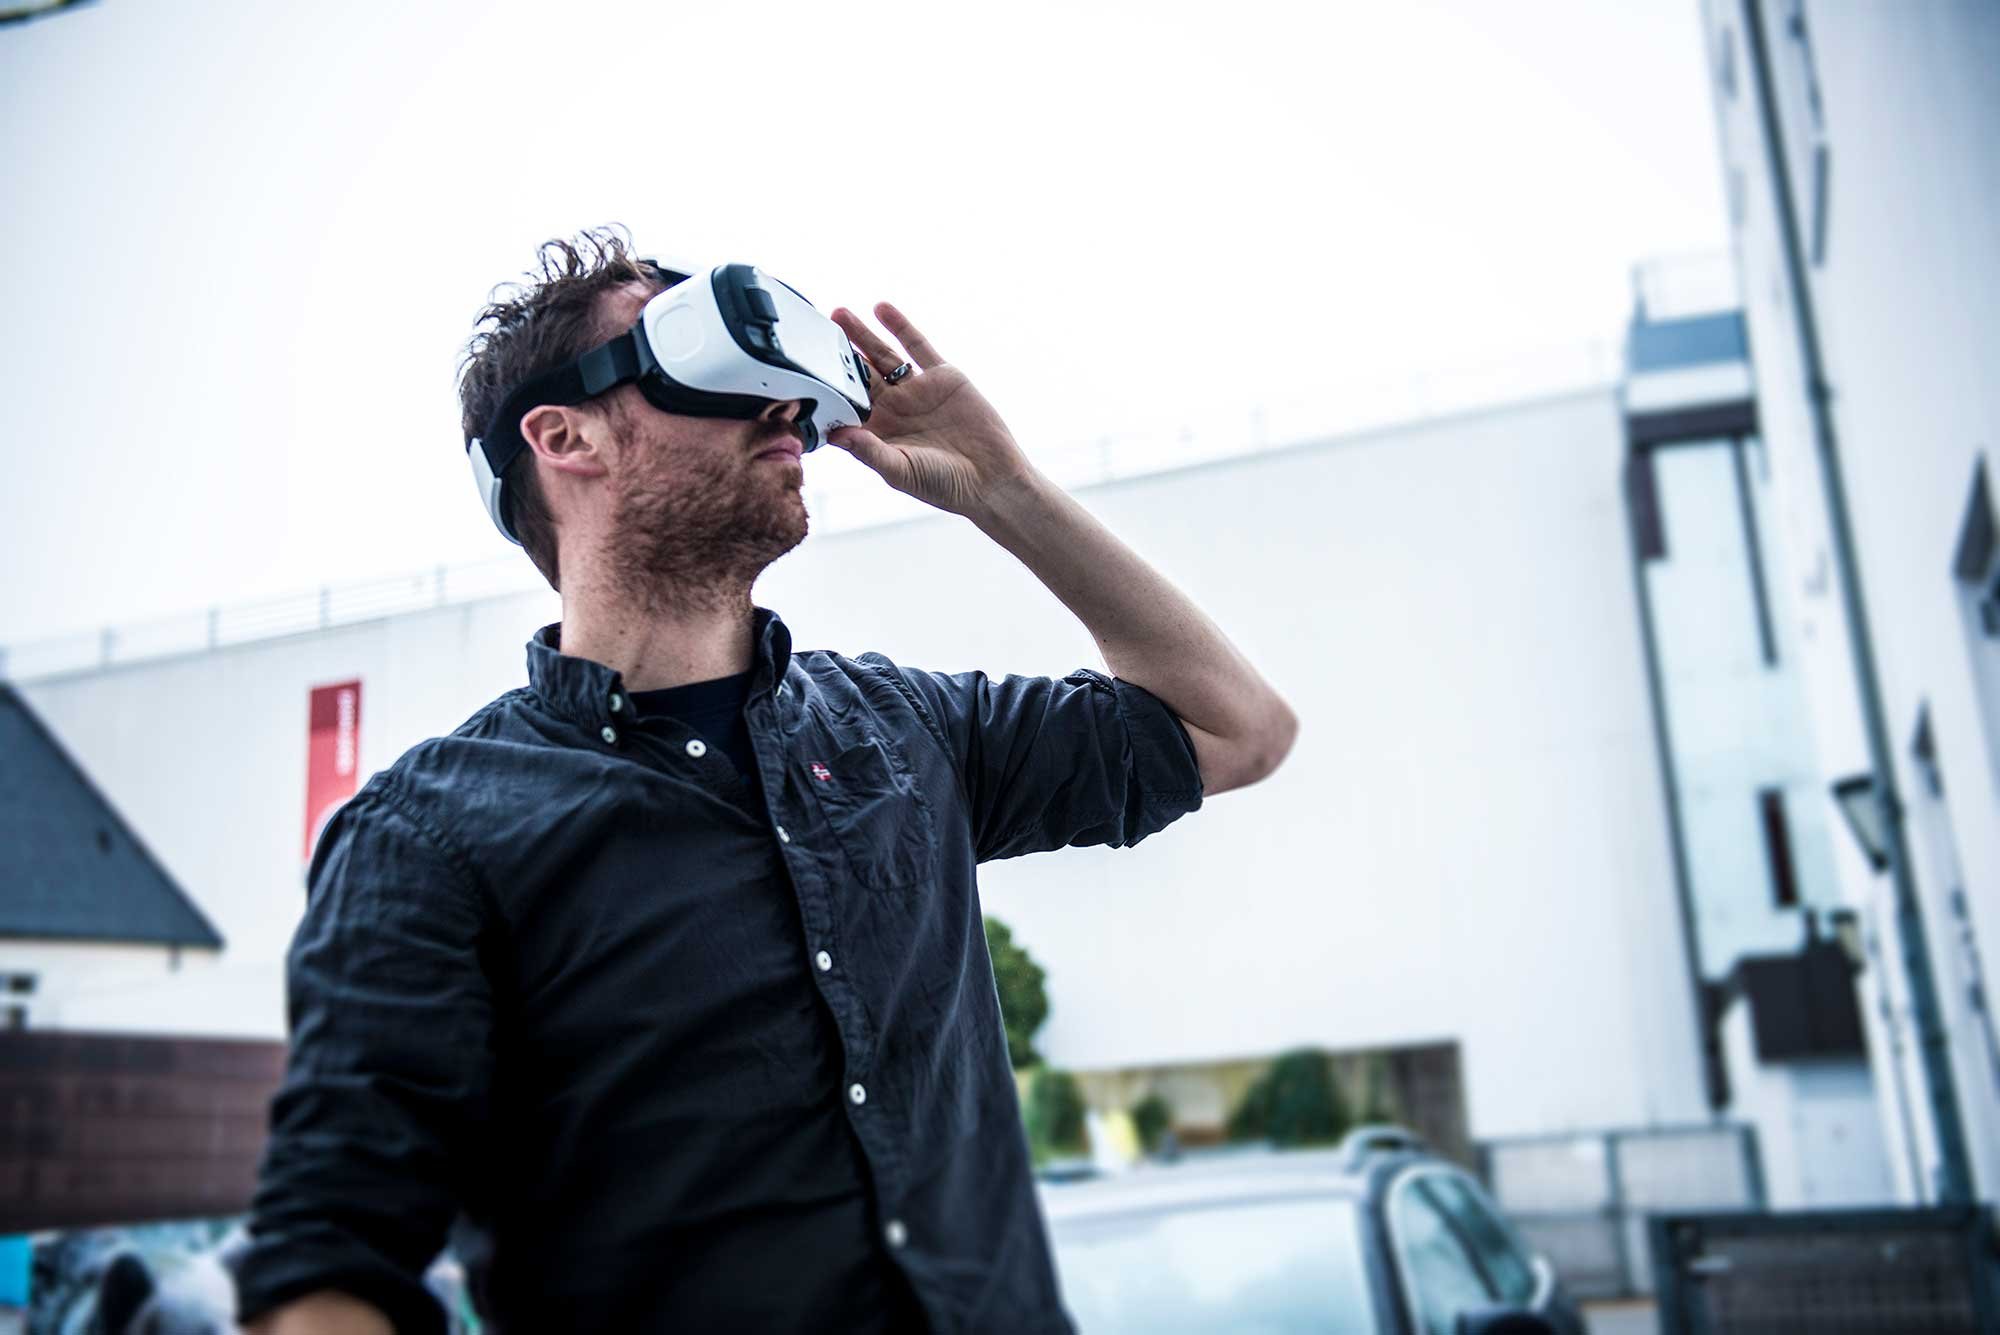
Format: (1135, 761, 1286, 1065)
(848, 1082, 867, 1106)
(685, 738, 708, 758)
(884, 1219, 908, 1249)
(776, 825, 792, 844)
(600, 725, 618, 745)
(608, 693, 624, 713)
(815, 950, 833, 972)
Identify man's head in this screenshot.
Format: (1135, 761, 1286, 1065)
(457, 227, 810, 605)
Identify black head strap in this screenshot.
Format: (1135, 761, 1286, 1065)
(473, 331, 649, 480)
(469, 259, 692, 479)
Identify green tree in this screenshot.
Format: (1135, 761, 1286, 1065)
(984, 916, 1048, 1069)
(1131, 1092, 1173, 1154)
(1025, 1066, 1088, 1160)
(1267, 1048, 1348, 1145)
(1229, 1048, 1351, 1147)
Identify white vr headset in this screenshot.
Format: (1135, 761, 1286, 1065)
(467, 261, 875, 544)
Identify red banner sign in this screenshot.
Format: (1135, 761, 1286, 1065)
(304, 679, 362, 861)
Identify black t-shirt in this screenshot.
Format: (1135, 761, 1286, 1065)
(627, 667, 924, 1329)
(630, 669, 763, 804)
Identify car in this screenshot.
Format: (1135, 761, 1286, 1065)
(1040, 1129, 1586, 1334)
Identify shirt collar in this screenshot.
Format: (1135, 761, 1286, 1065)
(526, 607, 794, 733)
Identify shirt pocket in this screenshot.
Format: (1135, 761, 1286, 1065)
(802, 736, 937, 892)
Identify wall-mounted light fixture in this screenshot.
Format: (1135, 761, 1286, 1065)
(1830, 773, 1891, 872)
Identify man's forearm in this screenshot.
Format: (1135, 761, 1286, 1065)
(970, 467, 1297, 794)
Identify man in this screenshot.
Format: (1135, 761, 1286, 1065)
(231, 229, 1296, 1334)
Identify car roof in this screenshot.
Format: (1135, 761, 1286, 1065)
(1038, 1147, 1389, 1224)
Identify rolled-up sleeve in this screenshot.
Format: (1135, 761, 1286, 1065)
(231, 783, 494, 1335)
(879, 660, 1205, 863)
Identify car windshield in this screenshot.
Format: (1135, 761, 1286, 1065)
(1051, 1193, 1376, 1333)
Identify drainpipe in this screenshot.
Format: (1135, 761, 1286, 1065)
(1739, 0, 1972, 1205)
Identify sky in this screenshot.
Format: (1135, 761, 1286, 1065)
(0, 0, 1727, 647)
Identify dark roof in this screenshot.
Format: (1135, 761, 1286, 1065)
(0, 684, 224, 948)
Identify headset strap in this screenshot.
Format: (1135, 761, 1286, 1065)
(471, 331, 647, 478)
(468, 259, 691, 477)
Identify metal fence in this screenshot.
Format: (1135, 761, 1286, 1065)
(1479, 1124, 1765, 1300)
(1649, 1206, 2000, 1333)
(0, 557, 548, 684)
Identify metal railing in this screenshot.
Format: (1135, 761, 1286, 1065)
(1, 334, 1624, 686)
(1480, 1123, 1766, 1300)
(1634, 250, 1743, 323)
(0, 558, 547, 683)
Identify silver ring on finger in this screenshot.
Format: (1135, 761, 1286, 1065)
(884, 361, 915, 386)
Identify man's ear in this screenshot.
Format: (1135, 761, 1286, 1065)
(521, 404, 611, 480)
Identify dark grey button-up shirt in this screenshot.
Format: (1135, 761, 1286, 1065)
(232, 608, 1204, 1334)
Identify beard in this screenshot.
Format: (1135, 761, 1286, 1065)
(602, 442, 809, 615)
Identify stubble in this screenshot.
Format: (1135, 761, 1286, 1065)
(604, 438, 809, 616)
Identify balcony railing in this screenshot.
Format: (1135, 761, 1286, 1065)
(1634, 250, 1743, 323)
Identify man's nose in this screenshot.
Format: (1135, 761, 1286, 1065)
(757, 399, 804, 425)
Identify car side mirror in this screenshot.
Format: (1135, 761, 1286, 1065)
(1455, 1307, 1559, 1335)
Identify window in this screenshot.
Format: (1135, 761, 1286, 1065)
(1759, 787, 1801, 908)
(1733, 438, 1778, 667)
(1627, 449, 1667, 561)
(1391, 1174, 1497, 1335)
(1420, 1174, 1539, 1306)
(1051, 1196, 1377, 1333)
(1784, 0, 1833, 266)
(0, 974, 33, 1028)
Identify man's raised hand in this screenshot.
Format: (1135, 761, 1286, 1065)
(826, 302, 1036, 521)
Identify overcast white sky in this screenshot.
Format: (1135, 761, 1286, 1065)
(0, 0, 1726, 646)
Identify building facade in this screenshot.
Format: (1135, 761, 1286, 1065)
(1616, 257, 1895, 1208)
(1696, 0, 2000, 1203)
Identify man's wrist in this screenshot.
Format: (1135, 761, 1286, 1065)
(968, 464, 1059, 543)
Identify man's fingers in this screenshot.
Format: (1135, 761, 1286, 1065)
(875, 302, 942, 369)
(831, 308, 907, 382)
(827, 426, 904, 480)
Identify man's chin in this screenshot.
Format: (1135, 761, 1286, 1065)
(777, 488, 810, 539)
(742, 498, 809, 563)
(775, 507, 809, 555)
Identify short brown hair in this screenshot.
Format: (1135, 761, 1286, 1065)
(457, 225, 666, 590)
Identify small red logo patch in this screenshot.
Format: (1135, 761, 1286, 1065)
(810, 762, 832, 782)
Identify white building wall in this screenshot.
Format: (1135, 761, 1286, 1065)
(0, 939, 235, 1036)
(14, 388, 1709, 1142)
(10, 593, 557, 1040)
(1700, 0, 2000, 1200)
(1720, 1003, 1894, 1209)
(1642, 436, 1844, 975)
